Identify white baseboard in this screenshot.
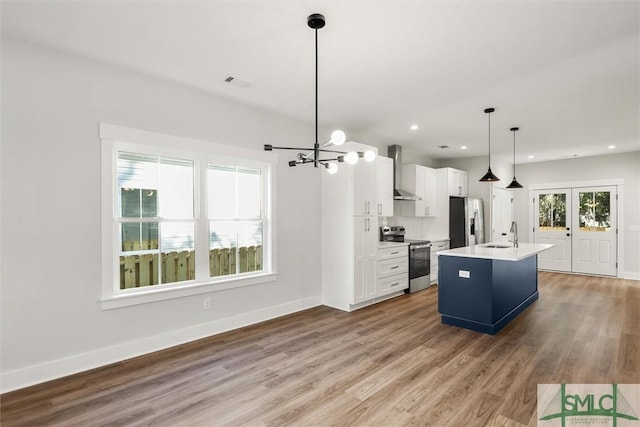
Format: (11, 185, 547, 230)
(0, 296, 322, 394)
(623, 271, 640, 281)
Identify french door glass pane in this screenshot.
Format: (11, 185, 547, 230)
(578, 191, 611, 231)
(538, 193, 566, 230)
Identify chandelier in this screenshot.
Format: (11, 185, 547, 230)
(264, 13, 374, 174)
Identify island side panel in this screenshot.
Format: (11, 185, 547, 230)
(438, 256, 493, 325)
(491, 255, 538, 324)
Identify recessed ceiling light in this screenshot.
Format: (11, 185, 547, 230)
(460, 146, 468, 150)
(527, 155, 534, 159)
(608, 145, 616, 149)
(410, 124, 419, 131)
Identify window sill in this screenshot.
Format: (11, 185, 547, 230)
(100, 272, 279, 310)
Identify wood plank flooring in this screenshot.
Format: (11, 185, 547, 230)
(2, 272, 639, 426)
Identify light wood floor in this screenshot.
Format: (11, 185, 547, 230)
(2, 272, 639, 426)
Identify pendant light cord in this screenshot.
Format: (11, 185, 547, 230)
(512, 130, 516, 177)
(488, 111, 491, 165)
(314, 27, 319, 167)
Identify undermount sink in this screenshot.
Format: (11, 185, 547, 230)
(481, 244, 513, 249)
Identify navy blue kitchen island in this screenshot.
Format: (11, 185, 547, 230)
(437, 243, 553, 334)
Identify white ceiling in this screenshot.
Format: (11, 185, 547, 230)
(2, 1, 639, 164)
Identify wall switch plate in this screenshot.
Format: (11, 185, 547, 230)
(203, 297, 212, 310)
(458, 270, 470, 278)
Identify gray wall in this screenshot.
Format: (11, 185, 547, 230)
(1, 38, 323, 389)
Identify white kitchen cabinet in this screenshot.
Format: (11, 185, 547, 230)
(354, 216, 379, 303)
(446, 168, 468, 197)
(354, 155, 393, 217)
(398, 164, 437, 217)
(322, 143, 401, 311)
(376, 244, 408, 296)
(375, 156, 394, 217)
(430, 239, 450, 284)
(353, 156, 376, 216)
(423, 167, 437, 216)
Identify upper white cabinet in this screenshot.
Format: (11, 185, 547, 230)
(375, 156, 394, 217)
(446, 168, 468, 197)
(398, 164, 437, 217)
(354, 155, 393, 217)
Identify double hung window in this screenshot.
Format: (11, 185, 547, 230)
(101, 124, 275, 309)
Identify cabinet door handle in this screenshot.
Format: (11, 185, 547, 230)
(390, 265, 399, 270)
(378, 203, 382, 215)
(390, 251, 399, 255)
(390, 282, 400, 287)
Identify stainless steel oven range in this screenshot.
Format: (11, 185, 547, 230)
(380, 226, 432, 293)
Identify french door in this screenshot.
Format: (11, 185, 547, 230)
(533, 186, 617, 276)
(571, 187, 617, 276)
(533, 189, 572, 272)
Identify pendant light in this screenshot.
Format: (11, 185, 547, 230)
(506, 127, 523, 189)
(479, 107, 500, 182)
(264, 14, 374, 173)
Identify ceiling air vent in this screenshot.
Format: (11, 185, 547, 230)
(223, 75, 252, 89)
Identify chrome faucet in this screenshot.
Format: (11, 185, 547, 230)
(510, 221, 519, 248)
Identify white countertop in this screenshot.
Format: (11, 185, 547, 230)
(378, 241, 409, 249)
(437, 242, 554, 262)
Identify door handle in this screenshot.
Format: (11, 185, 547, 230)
(566, 233, 571, 237)
(501, 233, 507, 236)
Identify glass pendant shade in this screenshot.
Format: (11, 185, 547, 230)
(479, 107, 500, 182)
(505, 127, 523, 189)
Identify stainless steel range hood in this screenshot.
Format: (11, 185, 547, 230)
(388, 145, 421, 201)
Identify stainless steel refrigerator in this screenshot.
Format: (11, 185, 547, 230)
(449, 197, 484, 248)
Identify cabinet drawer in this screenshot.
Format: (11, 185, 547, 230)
(377, 273, 408, 295)
(431, 241, 449, 252)
(378, 245, 408, 260)
(377, 257, 408, 278)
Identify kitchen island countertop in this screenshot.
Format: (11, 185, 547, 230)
(437, 242, 553, 262)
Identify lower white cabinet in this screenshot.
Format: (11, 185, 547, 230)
(430, 239, 450, 284)
(354, 216, 379, 304)
(377, 245, 408, 296)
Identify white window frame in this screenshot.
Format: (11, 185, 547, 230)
(100, 123, 277, 310)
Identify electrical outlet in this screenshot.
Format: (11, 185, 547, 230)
(203, 297, 212, 311)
